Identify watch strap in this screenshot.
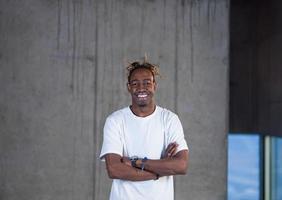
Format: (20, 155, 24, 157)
(130, 156, 138, 168)
(141, 157, 148, 170)
(131, 159, 137, 167)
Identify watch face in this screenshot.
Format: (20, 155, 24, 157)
(130, 156, 138, 161)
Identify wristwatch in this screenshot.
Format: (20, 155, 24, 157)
(130, 156, 139, 168)
(141, 157, 148, 170)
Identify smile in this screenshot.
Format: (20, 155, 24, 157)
(138, 94, 148, 98)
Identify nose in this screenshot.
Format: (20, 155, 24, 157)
(136, 82, 146, 91)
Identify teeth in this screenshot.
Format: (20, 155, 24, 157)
(138, 94, 147, 98)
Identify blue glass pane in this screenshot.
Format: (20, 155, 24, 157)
(228, 134, 260, 200)
(272, 137, 282, 200)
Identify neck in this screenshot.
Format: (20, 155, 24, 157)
(130, 103, 156, 117)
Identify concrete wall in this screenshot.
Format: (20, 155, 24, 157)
(0, 0, 229, 199)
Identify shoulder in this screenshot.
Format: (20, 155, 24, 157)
(157, 106, 179, 121)
(106, 107, 130, 123)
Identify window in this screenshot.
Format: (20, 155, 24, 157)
(228, 134, 261, 200)
(271, 137, 282, 200)
(265, 136, 282, 200)
(229, 134, 282, 200)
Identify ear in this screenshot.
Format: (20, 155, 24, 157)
(127, 83, 131, 92)
(153, 81, 157, 90)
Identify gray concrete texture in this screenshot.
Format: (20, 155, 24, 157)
(0, 0, 229, 199)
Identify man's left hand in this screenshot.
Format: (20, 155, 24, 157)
(121, 157, 132, 167)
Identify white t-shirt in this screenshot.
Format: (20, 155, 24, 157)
(100, 106, 188, 200)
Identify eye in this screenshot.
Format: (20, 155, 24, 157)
(130, 81, 138, 87)
(144, 80, 152, 85)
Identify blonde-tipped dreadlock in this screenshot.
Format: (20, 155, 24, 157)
(126, 56, 161, 83)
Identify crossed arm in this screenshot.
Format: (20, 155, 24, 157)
(104, 143, 189, 181)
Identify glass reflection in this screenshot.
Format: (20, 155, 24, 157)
(228, 134, 260, 200)
(271, 137, 282, 200)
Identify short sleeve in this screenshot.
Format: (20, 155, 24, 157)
(166, 115, 189, 153)
(99, 116, 123, 161)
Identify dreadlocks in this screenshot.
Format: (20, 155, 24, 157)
(126, 56, 161, 83)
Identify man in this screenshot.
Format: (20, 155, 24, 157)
(100, 58, 189, 200)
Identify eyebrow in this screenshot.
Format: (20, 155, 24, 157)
(130, 78, 152, 82)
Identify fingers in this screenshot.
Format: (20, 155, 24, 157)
(168, 146, 177, 157)
(165, 142, 179, 158)
(121, 157, 131, 166)
(168, 145, 178, 157)
(166, 142, 176, 152)
(166, 145, 174, 156)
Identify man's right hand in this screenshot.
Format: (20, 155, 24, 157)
(163, 142, 178, 158)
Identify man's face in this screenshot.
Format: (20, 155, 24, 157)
(127, 68, 156, 107)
